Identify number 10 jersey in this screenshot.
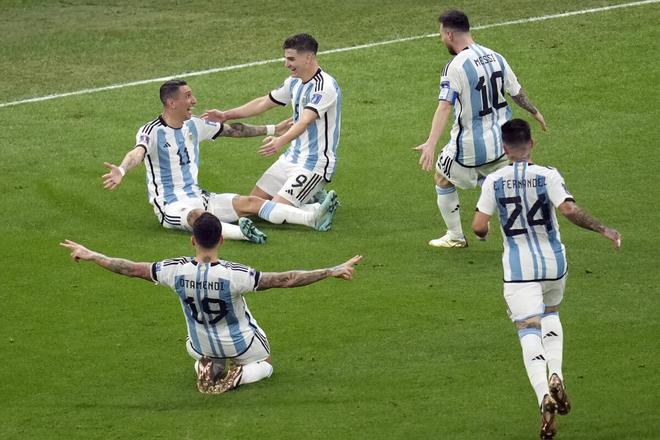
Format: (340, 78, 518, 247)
(477, 162, 574, 282)
(439, 44, 521, 167)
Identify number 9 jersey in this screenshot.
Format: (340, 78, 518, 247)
(440, 44, 521, 167)
(150, 257, 268, 360)
(477, 162, 575, 282)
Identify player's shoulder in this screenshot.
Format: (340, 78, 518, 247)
(217, 259, 252, 273)
(161, 256, 193, 267)
(528, 163, 563, 178)
(138, 115, 165, 135)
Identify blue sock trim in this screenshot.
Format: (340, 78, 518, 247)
(517, 327, 542, 339)
(435, 185, 457, 195)
(542, 311, 559, 318)
(258, 201, 276, 220)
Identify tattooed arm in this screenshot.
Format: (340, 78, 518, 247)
(558, 201, 621, 249)
(510, 87, 548, 131)
(219, 117, 293, 138)
(102, 146, 146, 190)
(60, 239, 154, 281)
(256, 255, 362, 291)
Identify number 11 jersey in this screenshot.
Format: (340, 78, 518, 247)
(439, 44, 521, 167)
(477, 162, 574, 282)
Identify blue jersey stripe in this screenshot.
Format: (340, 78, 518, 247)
(173, 129, 197, 199)
(175, 275, 203, 354)
(494, 177, 523, 279)
(472, 44, 502, 161)
(521, 163, 547, 279)
(156, 128, 178, 204)
(195, 265, 221, 357)
(461, 59, 487, 165)
(537, 176, 567, 276)
(515, 163, 539, 279)
(303, 86, 319, 170)
(219, 276, 248, 355)
(186, 120, 200, 166)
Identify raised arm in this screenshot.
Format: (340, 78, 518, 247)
(414, 100, 453, 171)
(102, 146, 146, 190)
(60, 239, 154, 281)
(202, 95, 280, 123)
(510, 87, 547, 131)
(558, 201, 621, 249)
(256, 255, 362, 291)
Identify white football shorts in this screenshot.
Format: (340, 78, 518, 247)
(256, 156, 327, 207)
(503, 275, 567, 322)
(154, 192, 239, 231)
(436, 144, 508, 189)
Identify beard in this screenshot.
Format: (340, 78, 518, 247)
(447, 46, 457, 56)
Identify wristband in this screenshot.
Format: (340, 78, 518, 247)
(118, 166, 126, 177)
(266, 125, 275, 136)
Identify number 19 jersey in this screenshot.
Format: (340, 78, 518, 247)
(440, 44, 521, 167)
(477, 162, 574, 282)
(151, 257, 265, 359)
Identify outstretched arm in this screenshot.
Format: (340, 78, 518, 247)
(202, 95, 280, 123)
(558, 201, 621, 249)
(219, 118, 293, 138)
(102, 146, 146, 190)
(60, 239, 154, 281)
(413, 100, 453, 171)
(256, 255, 362, 291)
(510, 87, 547, 131)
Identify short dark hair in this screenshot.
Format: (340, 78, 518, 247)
(439, 10, 470, 32)
(283, 33, 318, 54)
(501, 119, 532, 148)
(192, 213, 223, 249)
(159, 79, 187, 105)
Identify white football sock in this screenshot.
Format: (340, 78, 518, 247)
(436, 185, 463, 239)
(221, 222, 247, 241)
(301, 203, 320, 213)
(238, 361, 273, 385)
(258, 201, 315, 227)
(542, 312, 564, 381)
(519, 328, 549, 406)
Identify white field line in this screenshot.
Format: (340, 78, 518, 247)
(1, 0, 657, 109)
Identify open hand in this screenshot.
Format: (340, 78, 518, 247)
(413, 142, 436, 172)
(60, 239, 96, 262)
(201, 109, 228, 123)
(259, 136, 284, 156)
(102, 162, 124, 190)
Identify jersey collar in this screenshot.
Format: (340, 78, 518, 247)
(303, 68, 323, 84)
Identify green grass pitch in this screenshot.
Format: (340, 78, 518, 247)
(1, 1, 659, 438)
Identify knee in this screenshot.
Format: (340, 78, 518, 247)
(515, 317, 542, 331)
(434, 172, 452, 188)
(187, 209, 204, 227)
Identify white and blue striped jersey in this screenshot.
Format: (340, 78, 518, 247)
(439, 44, 521, 167)
(151, 257, 266, 359)
(269, 68, 341, 181)
(477, 162, 575, 282)
(135, 116, 223, 214)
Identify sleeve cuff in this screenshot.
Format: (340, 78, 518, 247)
(135, 144, 147, 153)
(268, 92, 286, 106)
(303, 106, 320, 117)
(150, 262, 159, 283)
(211, 123, 224, 140)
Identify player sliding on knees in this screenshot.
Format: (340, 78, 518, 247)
(202, 33, 341, 216)
(61, 212, 362, 394)
(102, 80, 338, 245)
(472, 119, 621, 439)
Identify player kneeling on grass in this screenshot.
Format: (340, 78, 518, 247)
(472, 119, 621, 439)
(102, 79, 338, 245)
(61, 213, 361, 394)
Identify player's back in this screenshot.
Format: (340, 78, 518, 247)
(151, 257, 261, 358)
(442, 44, 521, 166)
(481, 162, 570, 282)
